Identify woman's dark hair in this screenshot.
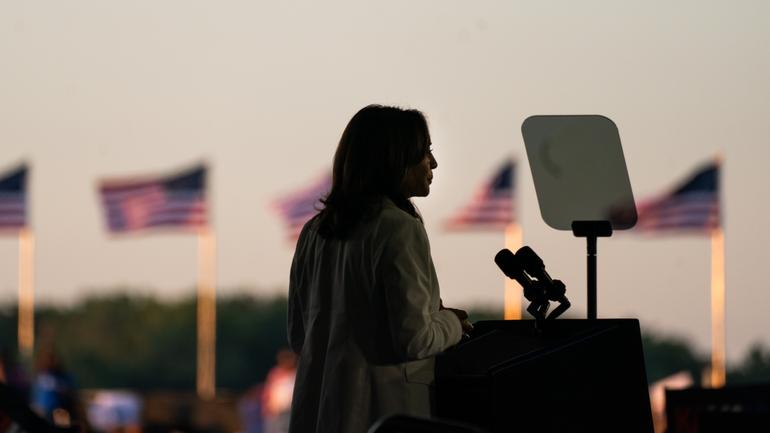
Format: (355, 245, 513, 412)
(317, 104, 431, 239)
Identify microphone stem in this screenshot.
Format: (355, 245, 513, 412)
(587, 235, 597, 320)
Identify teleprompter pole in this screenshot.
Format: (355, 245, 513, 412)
(572, 221, 612, 320)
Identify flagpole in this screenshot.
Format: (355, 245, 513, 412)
(710, 227, 726, 387)
(504, 223, 522, 320)
(18, 227, 35, 358)
(196, 227, 217, 399)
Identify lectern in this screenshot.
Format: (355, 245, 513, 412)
(435, 320, 654, 433)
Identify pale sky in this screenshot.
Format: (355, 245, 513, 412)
(1, 1, 769, 364)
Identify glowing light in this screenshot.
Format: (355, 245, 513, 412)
(504, 223, 523, 320)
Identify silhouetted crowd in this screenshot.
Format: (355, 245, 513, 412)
(1, 346, 297, 433)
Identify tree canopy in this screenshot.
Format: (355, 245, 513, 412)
(1, 292, 768, 391)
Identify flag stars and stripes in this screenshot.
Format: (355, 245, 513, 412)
(99, 165, 207, 233)
(445, 160, 516, 230)
(634, 162, 720, 234)
(0, 164, 28, 231)
(273, 172, 331, 240)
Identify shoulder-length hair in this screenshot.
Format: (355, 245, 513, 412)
(317, 104, 431, 239)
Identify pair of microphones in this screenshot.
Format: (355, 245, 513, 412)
(494, 246, 571, 321)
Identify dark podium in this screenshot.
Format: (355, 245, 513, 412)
(435, 319, 654, 433)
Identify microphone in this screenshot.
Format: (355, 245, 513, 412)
(494, 249, 544, 312)
(515, 246, 556, 288)
(494, 249, 533, 290)
(516, 246, 571, 319)
(495, 246, 572, 322)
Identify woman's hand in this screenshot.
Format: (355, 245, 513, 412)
(440, 301, 474, 335)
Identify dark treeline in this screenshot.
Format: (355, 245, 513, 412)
(1, 292, 769, 391)
(1, 292, 289, 391)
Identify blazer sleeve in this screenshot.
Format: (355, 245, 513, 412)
(379, 217, 463, 361)
(287, 228, 307, 355)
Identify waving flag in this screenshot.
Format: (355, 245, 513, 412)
(0, 163, 28, 231)
(634, 159, 725, 386)
(634, 161, 720, 233)
(445, 159, 516, 230)
(99, 165, 207, 233)
(273, 172, 331, 240)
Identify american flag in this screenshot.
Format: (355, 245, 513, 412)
(99, 165, 207, 233)
(445, 160, 516, 230)
(634, 161, 720, 233)
(273, 172, 331, 240)
(0, 163, 27, 231)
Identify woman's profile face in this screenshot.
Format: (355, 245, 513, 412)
(401, 147, 438, 198)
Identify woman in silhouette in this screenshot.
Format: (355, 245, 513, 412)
(288, 104, 470, 433)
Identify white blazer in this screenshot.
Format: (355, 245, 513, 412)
(288, 198, 463, 433)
